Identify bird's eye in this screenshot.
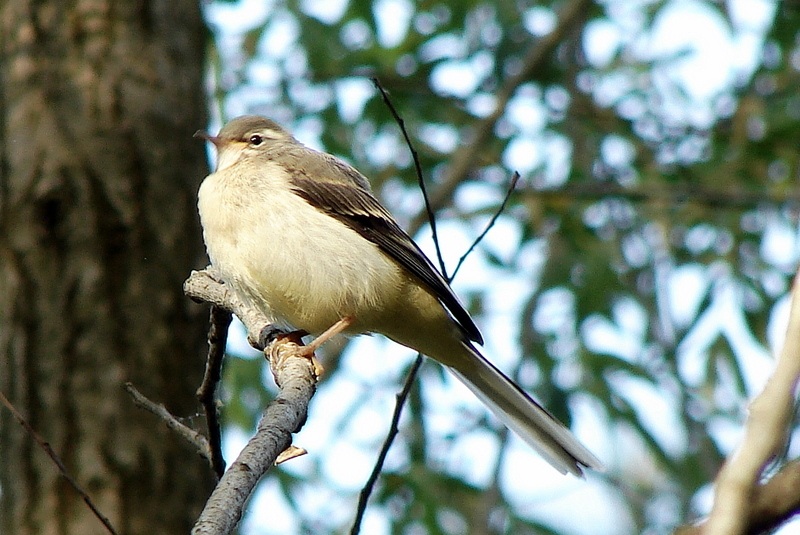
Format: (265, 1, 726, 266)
(249, 134, 263, 146)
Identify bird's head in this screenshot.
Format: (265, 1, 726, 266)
(194, 116, 293, 171)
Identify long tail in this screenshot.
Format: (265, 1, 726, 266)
(448, 342, 602, 476)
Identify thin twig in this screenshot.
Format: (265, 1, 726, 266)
(351, 80, 441, 533)
(351, 93, 520, 534)
(451, 171, 520, 279)
(407, 0, 593, 235)
(125, 382, 212, 464)
(350, 355, 424, 535)
(196, 305, 232, 478)
(0, 390, 119, 535)
(372, 77, 448, 278)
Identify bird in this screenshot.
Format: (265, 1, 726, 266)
(195, 115, 602, 476)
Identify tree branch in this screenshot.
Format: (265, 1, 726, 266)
(676, 460, 800, 534)
(191, 336, 318, 535)
(350, 79, 442, 533)
(185, 268, 318, 535)
(184, 268, 268, 340)
(407, 0, 593, 235)
(452, 171, 520, 279)
(125, 382, 212, 463)
(350, 354, 424, 535)
(352, 80, 525, 533)
(695, 268, 800, 534)
(373, 77, 447, 276)
(126, 283, 233, 479)
(196, 305, 232, 478)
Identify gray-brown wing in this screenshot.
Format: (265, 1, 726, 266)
(288, 169, 483, 345)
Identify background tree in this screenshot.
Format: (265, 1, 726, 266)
(0, 1, 213, 534)
(202, 0, 800, 534)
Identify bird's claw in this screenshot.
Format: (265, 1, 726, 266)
(263, 317, 354, 379)
(266, 330, 323, 380)
(250, 325, 289, 351)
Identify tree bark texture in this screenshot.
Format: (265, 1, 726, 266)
(0, 1, 214, 533)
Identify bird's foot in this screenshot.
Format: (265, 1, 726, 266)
(247, 323, 308, 351)
(264, 317, 354, 380)
(267, 330, 323, 379)
(250, 325, 293, 351)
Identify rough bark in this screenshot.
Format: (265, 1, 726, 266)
(0, 1, 214, 533)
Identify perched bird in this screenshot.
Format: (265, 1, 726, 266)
(196, 115, 602, 476)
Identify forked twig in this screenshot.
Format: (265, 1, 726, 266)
(125, 383, 212, 462)
(451, 171, 520, 279)
(191, 336, 318, 535)
(184, 269, 319, 535)
(124, 303, 231, 477)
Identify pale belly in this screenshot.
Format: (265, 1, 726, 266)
(198, 173, 407, 335)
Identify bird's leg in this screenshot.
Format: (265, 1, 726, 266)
(269, 316, 354, 379)
(303, 316, 354, 354)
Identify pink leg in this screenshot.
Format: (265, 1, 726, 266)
(271, 316, 354, 378)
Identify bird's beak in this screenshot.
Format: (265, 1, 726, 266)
(195, 130, 241, 171)
(194, 130, 223, 147)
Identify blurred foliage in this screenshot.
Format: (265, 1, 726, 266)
(202, 0, 800, 533)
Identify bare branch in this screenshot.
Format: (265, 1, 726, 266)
(372, 76, 448, 277)
(701, 268, 800, 534)
(350, 355, 424, 535)
(350, 78, 445, 533)
(0, 390, 119, 535)
(353, 88, 523, 534)
(196, 305, 233, 478)
(451, 171, 520, 279)
(407, 0, 593, 235)
(191, 337, 318, 535)
(125, 382, 212, 463)
(676, 460, 800, 534)
(184, 268, 270, 339)
(184, 268, 318, 534)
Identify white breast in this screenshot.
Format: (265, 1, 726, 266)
(197, 162, 406, 335)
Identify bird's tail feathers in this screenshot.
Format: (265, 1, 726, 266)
(448, 343, 602, 477)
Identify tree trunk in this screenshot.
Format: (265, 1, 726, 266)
(0, 1, 214, 533)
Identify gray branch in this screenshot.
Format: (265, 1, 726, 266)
(185, 268, 319, 535)
(184, 269, 269, 340)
